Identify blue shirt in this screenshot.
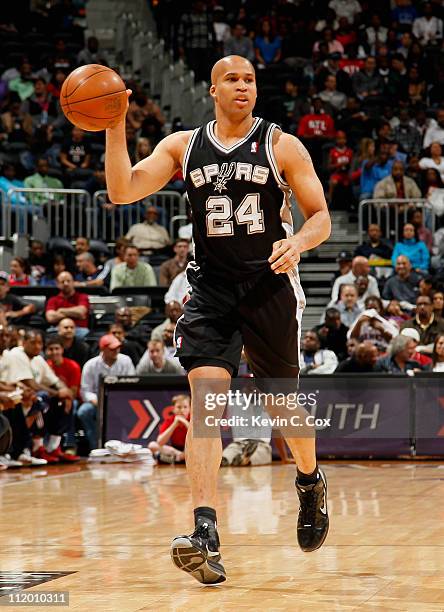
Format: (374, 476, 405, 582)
(360, 159, 393, 197)
(254, 36, 281, 63)
(391, 239, 430, 272)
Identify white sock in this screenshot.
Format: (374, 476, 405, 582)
(46, 435, 61, 453)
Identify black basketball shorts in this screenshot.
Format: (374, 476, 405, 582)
(174, 263, 305, 378)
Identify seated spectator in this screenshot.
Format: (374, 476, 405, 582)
(419, 276, 434, 298)
(349, 296, 399, 353)
(391, 0, 418, 27)
(254, 19, 281, 67)
(423, 108, 444, 149)
(77, 36, 108, 66)
(352, 56, 384, 101)
(164, 270, 190, 305)
(126, 93, 165, 134)
(354, 275, 370, 308)
(0, 164, 26, 210)
(40, 254, 67, 287)
(382, 255, 421, 310)
(79, 334, 135, 450)
(28, 240, 50, 283)
(125, 206, 170, 254)
(360, 146, 392, 199)
(393, 109, 422, 156)
(60, 126, 92, 183)
(328, 0, 361, 22)
(9, 62, 34, 101)
(400, 295, 444, 352)
(134, 137, 152, 163)
(373, 160, 421, 199)
(159, 239, 189, 287)
(409, 209, 433, 253)
(108, 323, 143, 366)
(75, 237, 90, 256)
(297, 98, 335, 168)
(433, 290, 444, 319)
(1, 98, 33, 144)
(320, 75, 347, 114)
(335, 341, 379, 372)
(419, 142, 444, 181)
(281, 79, 310, 131)
(331, 255, 379, 302)
(332, 250, 353, 284)
(57, 318, 90, 367)
(412, 2, 443, 47)
(366, 14, 388, 54)
(114, 306, 150, 350)
(431, 334, 444, 372)
(136, 339, 184, 375)
(8, 257, 34, 287)
(313, 27, 344, 56)
(312, 307, 348, 361)
(0, 272, 35, 322)
(148, 394, 190, 463)
(110, 245, 157, 291)
(400, 328, 433, 367)
(224, 23, 254, 62)
(324, 284, 362, 328)
(355, 224, 393, 261)
(45, 272, 90, 337)
(392, 223, 430, 274)
(300, 331, 338, 374)
(106, 237, 130, 271)
(327, 130, 353, 207)
(23, 78, 58, 124)
(151, 301, 183, 341)
(375, 334, 423, 374)
(74, 252, 109, 288)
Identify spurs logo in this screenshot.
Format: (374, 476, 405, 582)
(213, 162, 236, 193)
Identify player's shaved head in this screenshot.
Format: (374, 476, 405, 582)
(211, 55, 255, 85)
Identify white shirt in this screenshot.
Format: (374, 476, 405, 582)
(5, 347, 61, 387)
(164, 270, 190, 305)
(331, 271, 380, 303)
(419, 156, 444, 181)
(81, 353, 135, 402)
(412, 16, 443, 45)
(328, 0, 361, 21)
(125, 222, 170, 251)
(301, 349, 338, 374)
(423, 119, 444, 149)
(433, 362, 444, 372)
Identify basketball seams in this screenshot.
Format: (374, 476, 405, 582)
(62, 67, 114, 99)
(60, 89, 127, 107)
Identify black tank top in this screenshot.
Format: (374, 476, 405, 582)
(183, 117, 293, 281)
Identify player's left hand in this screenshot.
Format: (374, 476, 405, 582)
(268, 238, 301, 274)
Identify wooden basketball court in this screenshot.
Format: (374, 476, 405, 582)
(1, 461, 444, 610)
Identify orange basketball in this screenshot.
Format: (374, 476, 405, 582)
(60, 64, 127, 131)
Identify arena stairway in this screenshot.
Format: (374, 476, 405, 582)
(299, 211, 359, 332)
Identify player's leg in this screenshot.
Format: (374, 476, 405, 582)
(171, 365, 230, 584)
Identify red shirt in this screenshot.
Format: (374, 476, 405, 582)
(329, 146, 353, 170)
(8, 275, 31, 286)
(339, 58, 365, 76)
(297, 113, 335, 138)
(46, 291, 90, 328)
(47, 357, 82, 398)
(159, 414, 190, 449)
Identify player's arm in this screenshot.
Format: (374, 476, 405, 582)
(105, 98, 191, 203)
(269, 132, 331, 274)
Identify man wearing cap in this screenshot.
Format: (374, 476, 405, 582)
(400, 295, 444, 353)
(0, 272, 36, 322)
(78, 334, 135, 450)
(331, 255, 379, 303)
(400, 327, 432, 367)
(332, 250, 353, 285)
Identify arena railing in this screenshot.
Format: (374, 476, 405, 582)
(359, 198, 434, 244)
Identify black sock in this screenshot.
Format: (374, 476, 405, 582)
(194, 506, 217, 527)
(296, 465, 319, 486)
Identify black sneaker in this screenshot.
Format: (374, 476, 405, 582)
(295, 467, 329, 552)
(171, 520, 226, 584)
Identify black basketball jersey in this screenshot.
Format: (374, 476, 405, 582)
(183, 117, 294, 281)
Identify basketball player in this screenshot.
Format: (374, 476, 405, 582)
(106, 55, 331, 584)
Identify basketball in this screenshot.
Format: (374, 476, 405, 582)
(60, 64, 127, 131)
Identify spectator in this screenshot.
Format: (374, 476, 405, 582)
(393, 109, 422, 156)
(77, 36, 108, 66)
(419, 142, 444, 181)
(386, 54, 408, 102)
(0, 164, 26, 210)
(28, 239, 50, 283)
(297, 98, 335, 168)
(327, 130, 353, 204)
(423, 109, 444, 148)
(352, 56, 385, 101)
(110, 245, 157, 291)
(125, 206, 170, 254)
(45, 272, 90, 336)
(335, 341, 379, 372)
(136, 339, 184, 375)
(332, 250, 353, 284)
(75, 237, 90, 256)
(134, 137, 152, 163)
(0, 271, 35, 322)
(74, 252, 109, 288)
(419, 275, 434, 298)
(408, 209, 433, 252)
(319, 75, 347, 113)
(354, 224, 393, 261)
(148, 394, 190, 464)
(127, 94, 165, 134)
(164, 270, 190, 305)
(349, 295, 399, 353)
(8, 257, 34, 287)
(313, 27, 344, 56)
(106, 237, 130, 271)
(431, 334, 444, 372)
(406, 65, 426, 107)
(382, 255, 421, 308)
(57, 318, 90, 367)
(151, 301, 183, 341)
(281, 79, 310, 130)
(366, 14, 388, 54)
(373, 160, 421, 199)
(78, 334, 135, 450)
(177, 1, 215, 82)
(60, 126, 92, 181)
(400, 295, 444, 351)
(331, 255, 379, 302)
(8, 62, 34, 101)
(255, 20, 282, 67)
(400, 327, 432, 367)
(328, 0, 361, 22)
(1, 98, 33, 143)
(312, 307, 348, 361)
(325, 284, 362, 328)
(40, 254, 67, 287)
(433, 290, 444, 319)
(24, 157, 63, 195)
(108, 323, 143, 366)
(391, 223, 430, 274)
(412, 2, 443, 47)
(391, 0, 418, 27)
(423, 167, 444, 200)
(300, 331, 338, 374)
(114, 306, 150, 350)
(224, 23, 254, 62)
(159, 239, 189, 287)
(361, 146, 392, 199)
(375, 334, 422, 374)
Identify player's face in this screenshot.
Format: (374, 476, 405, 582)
(211, 67, 257, 117)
